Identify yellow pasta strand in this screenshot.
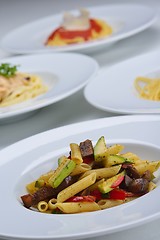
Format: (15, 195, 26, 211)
(0, 73, 48, 107)
(134, 76, 160, 101)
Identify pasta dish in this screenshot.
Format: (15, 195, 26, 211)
(45, 9, 112, 46)
(0, 63, 48, 107)
(21, 136, 160, 214)
(134, 76, 160, 101)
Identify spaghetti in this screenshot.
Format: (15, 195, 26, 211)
(0, 70, 48, 107)
(134, 76, 160, 101)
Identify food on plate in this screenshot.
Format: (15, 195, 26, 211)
(134, 76, 160, 101)
(21, 136, 160, 214)
(45, 9, 112, 46)
(0, 63, 48, 107)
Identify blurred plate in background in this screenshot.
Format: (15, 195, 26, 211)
(0, 53, 98, 122)
(1, 4, 156, 54)
(84, 50, 160, 114)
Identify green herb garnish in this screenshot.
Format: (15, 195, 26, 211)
(101, 192, 110, 199)
(0, 63, 19, 78)
(52, 208, 62, 214)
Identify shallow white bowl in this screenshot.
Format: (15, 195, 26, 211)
(0, 115, 160, 240)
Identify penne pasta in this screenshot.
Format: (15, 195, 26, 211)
(79, 165, 121, 180)
(107, 144, 124, 155)
(70, 143, 83, 164)
(70, 163, 91, 176)
(26, 181, 38, 194)
(98, 199, 124, 210)
(133, 159, 149, 165)
(103, 144, 124, 167)
(39, 170, 55, 182)
(26, 170, 55, 194)
(121, 152, 140, 162)
(134, 161, 160, 175)
(56, 202, 100, 213)
(37, 201, 48, 212)
(48, 198, 57, 210)
(57, 172, 96, 203)
(88, 178, 105, 191)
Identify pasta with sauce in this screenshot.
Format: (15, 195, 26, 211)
(45, 9, 112, 46)
(0, 64, 48, 107)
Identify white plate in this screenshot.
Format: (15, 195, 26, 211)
(0, 115, 160, 240)
(0, 4, 156, 54)
(84, 50, 160, 114)
(0, 53, 98, 121)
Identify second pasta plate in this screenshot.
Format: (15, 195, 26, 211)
(1, 4, 156, 54)
(84, 50, 160, 114)
(0, 115, 160, 239)
(0, 53, 98, 121)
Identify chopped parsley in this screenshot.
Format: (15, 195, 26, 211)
(0, 63, 19, 78)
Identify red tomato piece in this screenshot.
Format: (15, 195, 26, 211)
(45, 27, 62, 43)
(83, 156, 94, 164)
(124, 190, 139, 197)
(109, 189, 126, 200)
(111, 175, 124, 188)
(66, 195, 96, 202)
(90, 19, 102, 32)
(90, 189, 102, 201)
